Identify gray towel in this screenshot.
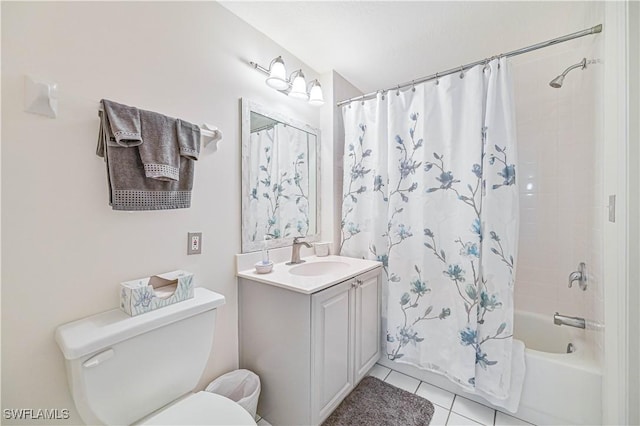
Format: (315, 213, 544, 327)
(97, 109, 199, 211)
(101, 99, 142, 147)
(177, 119, 201, 161)
(138, 109, 181, 181)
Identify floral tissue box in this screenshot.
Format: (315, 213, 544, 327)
(120, 270, 194, 316)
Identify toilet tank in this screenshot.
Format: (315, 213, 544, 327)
(55, 288, 225, 425)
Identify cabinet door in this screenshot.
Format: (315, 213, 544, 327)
(354, 269, 381, 382)
(311, 279, 355, 424)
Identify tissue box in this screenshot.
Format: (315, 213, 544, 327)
(120, 270, 194, 316)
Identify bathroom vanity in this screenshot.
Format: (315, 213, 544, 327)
(237, 256, 382, 425)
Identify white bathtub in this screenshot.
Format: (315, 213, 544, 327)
(379, 310, 602, 425)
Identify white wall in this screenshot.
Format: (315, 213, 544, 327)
(1, 2, 320, 424)
(509, 3, 605, 360)
(318, 71, 363, 251)
(625, 1, 639, 422)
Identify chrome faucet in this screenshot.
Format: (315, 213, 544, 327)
(554, 312, 586, 329)
(287, 237, 312, 265)
(568, 262, 587, 291)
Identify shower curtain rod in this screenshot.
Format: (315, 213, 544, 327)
(336, 24, 602, 107)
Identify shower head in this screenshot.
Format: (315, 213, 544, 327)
(549, 58, 587, 88)
(549, 74, 565, 88)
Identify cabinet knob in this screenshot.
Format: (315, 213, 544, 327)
(351, 281, 358, 288)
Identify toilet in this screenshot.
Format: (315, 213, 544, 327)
(55, 288, 255, 425)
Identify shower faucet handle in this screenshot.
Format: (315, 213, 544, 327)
(568, 262, 587, 291)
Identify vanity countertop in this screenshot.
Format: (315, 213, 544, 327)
(237, 255, 382, 295)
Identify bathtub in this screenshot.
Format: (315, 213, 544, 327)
(378, 310, 602, 425)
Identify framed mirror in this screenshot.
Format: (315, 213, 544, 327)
(241, 99, 320, 253)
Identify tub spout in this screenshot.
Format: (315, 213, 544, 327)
(554, 312, 586, 329)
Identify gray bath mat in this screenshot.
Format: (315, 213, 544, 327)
(322, 376, 434, 426)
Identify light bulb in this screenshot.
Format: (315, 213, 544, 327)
(289, 70, 309, 100)
(265, 56, 289, 91)
(308, 80, 324, 106)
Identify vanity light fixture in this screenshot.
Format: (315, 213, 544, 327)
(308, 80, 324, 106)
(265, 56, 288, 90)
(250, 56, 324, 106)
(289, 70, 308, 100)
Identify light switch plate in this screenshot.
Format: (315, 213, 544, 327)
(188, 232, 202, 255)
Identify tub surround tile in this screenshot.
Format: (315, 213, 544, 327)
(416, 381, 455, 410)
(452, 396, 496, 426)
(384, 370, 421, 394)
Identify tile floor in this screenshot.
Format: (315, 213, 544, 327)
(368, 364, 533, 426)
(255, 362, 533, 426)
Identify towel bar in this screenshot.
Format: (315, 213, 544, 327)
(97, 104, 221, 148)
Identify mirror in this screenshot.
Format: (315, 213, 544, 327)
(241, 99, 320, 253)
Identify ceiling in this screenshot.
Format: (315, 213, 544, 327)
(220, 1, 599, 95)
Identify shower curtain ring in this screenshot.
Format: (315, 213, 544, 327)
(483, 59, 490, 73)
(459, 66, 465, 79)
(412, 80, 416, 92)
(435, 73, 439, 85)
(396, 85, 400, 96)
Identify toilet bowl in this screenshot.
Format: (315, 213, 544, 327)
(55, 288, 255, 425)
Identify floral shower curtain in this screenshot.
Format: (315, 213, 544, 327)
(340, 58, 525, 410)
(248, 123, 310, 242)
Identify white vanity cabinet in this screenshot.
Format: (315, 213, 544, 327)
(311, 269, 381, 422)
(238, 263, 381, 426)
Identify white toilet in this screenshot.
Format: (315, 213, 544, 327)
(55, 288, 256, 425)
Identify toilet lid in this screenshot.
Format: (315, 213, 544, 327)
(141, 391, 256, 425)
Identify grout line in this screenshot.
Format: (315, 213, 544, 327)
(433, 401, 452, 410)
(444, 406, 452, 425)
(375, 363, 392, 381)
(383, 363, 500, 424)
(381, 368, 391, 381)
(450, 410, 488, 426)
(395, 370, 421, 393)
(495, 410, 534, 426)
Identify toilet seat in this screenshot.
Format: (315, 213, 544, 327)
(141, 391, 256, 425)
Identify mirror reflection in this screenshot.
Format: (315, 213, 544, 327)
(241, 100, 319, 253)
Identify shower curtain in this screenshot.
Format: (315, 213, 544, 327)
(248, 123, 310, 242)
(340, 58, 525, 411)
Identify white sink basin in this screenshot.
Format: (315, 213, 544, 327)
(289, 261, 351, 277)
(238, 255, 382, 294)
